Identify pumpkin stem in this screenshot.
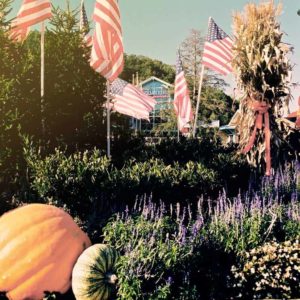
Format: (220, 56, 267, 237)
(107, 274, 118, 285)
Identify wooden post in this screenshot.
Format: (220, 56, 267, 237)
(106, 80, 111, 158)
(192, 64, 205, 138)
(41, 21, 45, 137)
(136, 72, 139, 86)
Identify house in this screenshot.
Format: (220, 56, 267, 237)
(137, 76, 174, 134)
(219, 110, 241, 144)
(219, 104, 299, 145)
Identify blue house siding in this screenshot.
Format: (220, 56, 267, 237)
(141, 78, 173, 112)
(137, 77, 174, 134)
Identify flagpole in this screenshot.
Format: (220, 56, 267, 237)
(106, 80, 111, 158)
(192, 17, 212, 138)
(177, 120, 180, 142)
(41, 21, 45, 137)
(192, 65, 205, 137)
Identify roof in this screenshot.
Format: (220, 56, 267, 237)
(228, 110, 241, 126)
(219, 125, 236, 135)
(139, 76, 174, 89)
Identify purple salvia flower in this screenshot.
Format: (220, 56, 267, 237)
(208, 198, 212, 216)
(167, 276, 173, 285)
(179, 207, 187, 227)
(188, 204, 192, 222)
(176, 202, 180, 222)
(179, 224, 187, 245)
(170, 203, 173, 218)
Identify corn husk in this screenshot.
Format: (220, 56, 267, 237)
(232, 1, 294, 171)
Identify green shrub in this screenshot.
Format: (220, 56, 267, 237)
(111, 132, 252, 197)
(24, 142, 218, 221)
(231, 240, 300, 299)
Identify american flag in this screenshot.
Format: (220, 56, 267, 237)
(90, 0, 124, 82)
(80, 0, 92, 47)
(202, 17, 233, 76)
(174, 50, 193, 132)
(110, 78, 156, 120)
(9, 26, 30, 42)
(11, 0, 52, 31)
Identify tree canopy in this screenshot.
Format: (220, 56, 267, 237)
(121, 54, 175, 84)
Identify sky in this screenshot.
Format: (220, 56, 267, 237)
(10, 0, 300, 110)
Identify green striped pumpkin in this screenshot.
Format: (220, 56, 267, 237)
(72, 244, 119, 300)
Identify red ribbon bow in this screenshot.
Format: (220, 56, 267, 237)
(242, 100, 271, 176)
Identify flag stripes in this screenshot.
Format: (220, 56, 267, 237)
(12, 0, 52, 30)
(174, 50, 193, 132)
(91, 0, 124, 81)
(110, 78, 156, 120)
(202, 17, 233, 76)
(9, 26, 30, 42)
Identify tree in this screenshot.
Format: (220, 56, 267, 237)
(0, 0, 32, 201)
(179, 29, 232, 135)
(199, 86, 237, 125)
(152, 108, 178, 136)
(121, 54, 175, 84)
(43, 5, 107, 150)
(0, 3, 109, 202)
(180, 29, 228, 101)
(1, 1, 182, 202)
(180, 29, 204, 101)
(0, 0, 12, 28)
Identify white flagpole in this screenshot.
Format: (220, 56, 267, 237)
(105, 0, 119, 158)
(106, 80, 111, 158)
(177, 120, 180, 142)
(80, 0, 84, 30)
(41, 21, 45, 136)
(192, 64, 205, 138)
(192, 17, 212, 138)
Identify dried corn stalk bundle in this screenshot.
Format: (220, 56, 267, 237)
(232, 1, 294, 174)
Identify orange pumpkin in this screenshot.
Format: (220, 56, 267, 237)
(0, 204, 91, 300)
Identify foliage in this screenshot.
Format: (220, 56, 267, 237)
(207, 191, 300, 253)
(151, 108, 178, 135)
(121, 54, 175, 84)
(23, 138, 219, 222)
(232, 1, 296, 170)
(22, 131, 254, 220)
(0, 1, 32, 203)
(0, 0, 12, 28)
(44, 5, 106, 149)
(231, 240, 300, 299)
(198, 86, 237, 125)
(180, 29, 204, 100)
(151, 87, 236, 134)
(180, 29, 227, 100)
(103, 198, 204, 300)
(0, 3, 108, 207)
(0, 2, 185, 205)
(112, 131, 251, 196)
(179, 29, 231, 129)
(102, 167, 299, 299)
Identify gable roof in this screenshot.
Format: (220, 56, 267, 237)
(139, 76, 174, 89)
(228, 110, 241, 126)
